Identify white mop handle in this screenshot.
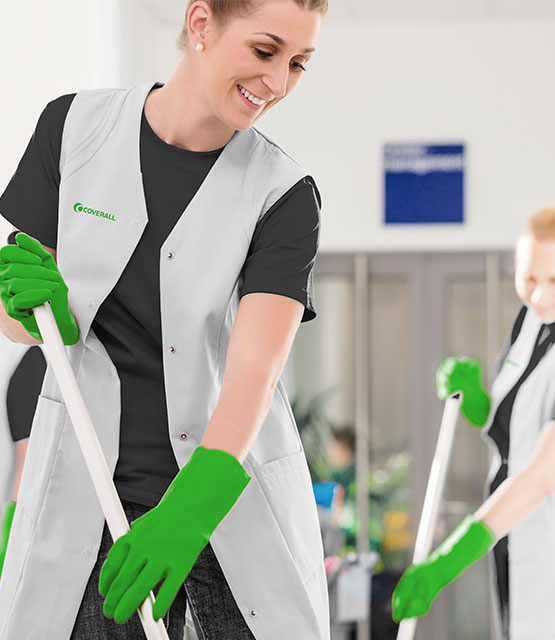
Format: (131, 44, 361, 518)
(396, 617, 417, 640)
(412, 392, 461, 563)
(33, 303, 170, 640)
(396, 392, 462, 640)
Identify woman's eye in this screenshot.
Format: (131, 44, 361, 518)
(253, 47, 272, 59)
(291, 61, 307, 72)
(253, 48, 307, 72)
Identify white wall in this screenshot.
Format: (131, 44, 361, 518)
(2, 2, 554, 253)
(0, 0, 120, 242)
(260, 17, 555, 252)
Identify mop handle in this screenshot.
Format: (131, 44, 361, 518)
(396, 392, 462, 640)
(32, 303, 170, 640)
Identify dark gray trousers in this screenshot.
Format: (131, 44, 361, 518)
(70, 499, 256, 639)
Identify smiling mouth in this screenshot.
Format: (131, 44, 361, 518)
(237, 84, 268, 106)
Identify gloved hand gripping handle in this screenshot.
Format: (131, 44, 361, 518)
(395, 393, 462, 640)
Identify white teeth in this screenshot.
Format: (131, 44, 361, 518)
(239, 85, 266, 106)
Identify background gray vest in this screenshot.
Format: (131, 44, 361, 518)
(482, 304, 555, 639)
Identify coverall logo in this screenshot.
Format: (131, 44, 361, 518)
(73, 202, 117, 222)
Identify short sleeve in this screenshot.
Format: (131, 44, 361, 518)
(0, 93, 76, 249)
(239, 175, 321, 323)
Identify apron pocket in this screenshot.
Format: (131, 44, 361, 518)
(17, 395, 68, 524)
(253, 449, 324, 584)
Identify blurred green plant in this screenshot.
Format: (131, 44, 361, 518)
(291, 390, 412, 569)
(291, 386, 338, 481)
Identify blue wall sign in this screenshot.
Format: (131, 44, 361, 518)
(384, 143, 465, 224)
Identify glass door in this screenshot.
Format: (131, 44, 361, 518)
(288, 250, 519, 640)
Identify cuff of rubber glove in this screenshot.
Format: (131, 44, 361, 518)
(62, 317, 81, 345)
(1, 501, 16, 542)
(431, 515, 495, 586)
(160, 445, 252, 534)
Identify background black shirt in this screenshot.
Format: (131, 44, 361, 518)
(0, 90, 321, 506)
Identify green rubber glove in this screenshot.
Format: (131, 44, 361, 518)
(436, 356, 490, 427)
(0, 501, 16, 579)
(0, 232, 79, 345)
(392, 515, 495, 622)
(99, 445, 251, 623)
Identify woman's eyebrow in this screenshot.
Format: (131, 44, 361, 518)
(252, 32, 316, 53)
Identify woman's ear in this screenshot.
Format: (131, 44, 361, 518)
(187, 1, 210, 47)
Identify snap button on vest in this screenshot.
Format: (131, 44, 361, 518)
(169, 345, 176, 353)
(167, 251, 174, 259)
(179, 432, 187, 440)
(249, 609, 258, 617)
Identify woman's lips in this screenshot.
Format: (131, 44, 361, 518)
(237, 85, 264, 110)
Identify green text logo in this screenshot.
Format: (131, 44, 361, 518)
(73, 202, 117, 222)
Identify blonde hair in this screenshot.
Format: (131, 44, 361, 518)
(176, 0, 329, 51)
(521, 207, 555, 242)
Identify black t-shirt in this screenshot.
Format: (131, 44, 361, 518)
(6, 346, 47, 443)
(0, 90, 321, 506)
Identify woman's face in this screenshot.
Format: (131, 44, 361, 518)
(192, 0, 321, 130)
(515, 234, 555, 323)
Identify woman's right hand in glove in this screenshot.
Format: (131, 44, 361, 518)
(436, 356, 490, 427)
(392, 515, 495, 622)
(0, 232, 80, 345)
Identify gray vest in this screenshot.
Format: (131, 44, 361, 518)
(0, 81, 329, 640)
(482, 304, 555, 639)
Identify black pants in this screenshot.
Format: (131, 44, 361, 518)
(490, 462, 510, 639)
(492, 536, 510, 639)
(70, 499, 256, 639)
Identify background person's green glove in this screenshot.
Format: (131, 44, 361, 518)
(99, 445, 251, 623)
(436, 356, 490, 427)
(0, 232, 79, 345)
(0, 501, 16, 579)
(392, 515, 495, 622)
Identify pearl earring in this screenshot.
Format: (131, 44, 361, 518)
(195, 43, 204, 52)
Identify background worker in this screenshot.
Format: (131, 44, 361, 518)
(393, 206, 555, 639)
(0, 334, 46, 580)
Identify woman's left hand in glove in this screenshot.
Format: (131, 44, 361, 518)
(99, 445, 251, 623)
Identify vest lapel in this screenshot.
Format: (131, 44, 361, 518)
(482, 305, 542, 448)
(57, 82, 156, 343)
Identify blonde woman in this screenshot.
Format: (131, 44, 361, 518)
(393, 207, 555, 640)
(0, 1, 328, 638)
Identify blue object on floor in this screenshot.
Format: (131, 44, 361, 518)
(313, 481, 339, 510)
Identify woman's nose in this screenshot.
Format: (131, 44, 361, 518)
(262, 65, 289, 100)
(531, 284, 552, 306)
